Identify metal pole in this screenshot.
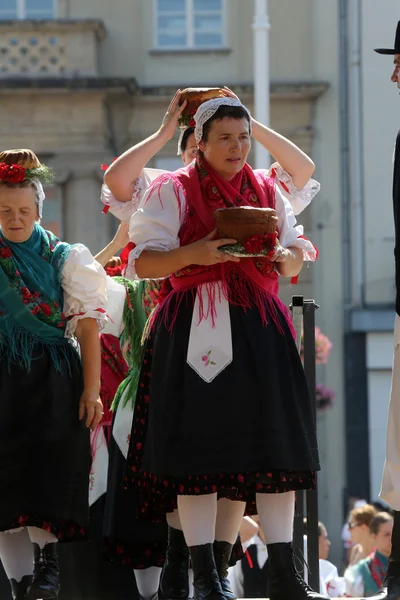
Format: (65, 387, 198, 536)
(303, 300, 320, 593)
(252, 0, 270, 169)
(291, 296, 305, 577)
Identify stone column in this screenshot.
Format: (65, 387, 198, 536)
(63, 169, 112, 254)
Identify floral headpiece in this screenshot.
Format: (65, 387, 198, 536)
(0, 162, 54, 186)
(0, 163, 54, 219)
(178, 112, 197, 129)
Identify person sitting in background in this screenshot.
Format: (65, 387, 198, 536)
(345, 512, 393, 597)
(347, 504, 378, 567)
(228, 515, 268, 599)
(303, 521, 345, 597)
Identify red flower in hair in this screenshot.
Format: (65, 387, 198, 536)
(0, 163, 26, 184)
(189, 119, 196, 127)
(0, 246, 12, 259)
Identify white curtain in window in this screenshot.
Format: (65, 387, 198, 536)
(156, 0, 223, 49)
(0, 0, 54, 19)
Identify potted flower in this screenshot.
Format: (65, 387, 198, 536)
(300, 327, 335, 412)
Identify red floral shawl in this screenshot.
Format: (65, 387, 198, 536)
(145, 156, 294, 335)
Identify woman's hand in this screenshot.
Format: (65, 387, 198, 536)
(95, 221, 130, 267)
(112, 221, 130, 251)
(185, 229, 241, 266)
(105, 256, 122, 269)
(223, 86, 240, 101)
(159, 90, 187, 141)
(272, 243, 292, 263)
(79, 390, 103, 430)
(272, 245, 304, 277)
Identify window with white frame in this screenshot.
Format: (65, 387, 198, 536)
(0, 0, 55, 20)
(156, 0, 225, 50)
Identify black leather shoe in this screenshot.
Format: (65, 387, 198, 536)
(213, 541, 235, 600)
(189, 543, 226, 600)
(27, 543, 60, 600)
(158, 527, 190, 600)
(366, 560, 400, 599)
(10, 576, 32, 600)
(267, 542, 329, 600)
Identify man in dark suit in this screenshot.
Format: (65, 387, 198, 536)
(370, 20, 400, 600)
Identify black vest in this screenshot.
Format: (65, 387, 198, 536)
(241, 544, 269, 598)
(393, 131, 400, 315)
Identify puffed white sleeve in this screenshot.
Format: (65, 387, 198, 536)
(275, 184, 317, 261)
(62, 244, 108, 338)
(125, 175, 186, 280)
(101, 277, 127, 338)
(100, 168, 166, 221)
(262, 162, 320, 216)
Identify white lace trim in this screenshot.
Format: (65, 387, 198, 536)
(270, 162, 320, 215)
(33, 179, 45, 218)
(194, 98, 252, 143)
(65, 310, 108, 339)
(100, 182, 140, 220)
(292, 236, 317, 262)
(125, 244, 171, 281)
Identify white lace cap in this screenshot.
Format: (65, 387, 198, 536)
(194, 97, 252, 143)
(33, 179, 45, 219)
(177, 128, 186, 156)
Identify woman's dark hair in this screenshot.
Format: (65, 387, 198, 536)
(202, 105, 251, 142)
(179, 127, 195, 153)
(369, 512, 393, 535)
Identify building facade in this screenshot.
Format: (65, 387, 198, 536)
(6, 0, 399, 568)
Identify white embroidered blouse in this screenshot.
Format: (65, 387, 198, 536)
(101, 162, 320, 222)
(125, 173, 317, 281)
(61, 244, 108, 338)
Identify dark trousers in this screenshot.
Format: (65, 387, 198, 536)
(391, 511, 400, 562)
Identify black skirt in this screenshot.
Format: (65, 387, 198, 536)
(104, 415, 244, 568)
(103, 421, 169, 569)
(0, 345, 91, 542)
(124, 292, 319, 518)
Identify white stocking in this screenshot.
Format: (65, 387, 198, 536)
(166, 509, 182, 530)
(134, 566, 162, 600)
(177, 493, 217, 547)
(0, 528, 34, 582)
(256, 491, 295, 545)
(215, 499, 246, 544)
(27, 526, 58, 549)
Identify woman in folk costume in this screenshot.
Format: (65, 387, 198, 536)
(101, 89, 319, 600)
(122, 95, 325, 600)
(0, 149, 107, 600)
(95, 222, 131, 445)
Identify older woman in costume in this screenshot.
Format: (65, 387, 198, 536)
(121, 95, 325, 600)
(0, 150, 106, 600)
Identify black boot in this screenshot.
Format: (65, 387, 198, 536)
(367, 560, 400, 599)
(10, 576, 32, 600)
(213, 541, 235, 600)
(27, 543, 60, 600)
(158, 527, 190, 600)
(190, 544, 226, 600)
(267, 542, 329, 600)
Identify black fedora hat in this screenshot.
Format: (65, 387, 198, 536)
(375, 21, 400, 54)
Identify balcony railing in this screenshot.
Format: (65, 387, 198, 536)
(0, 20, 105, 77)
